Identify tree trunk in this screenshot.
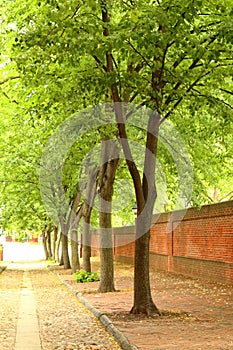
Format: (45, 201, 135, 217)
(98, 139, 119, 293)
(47, 230, 52, 259)
(55, 229, 61, 263)
(98, 220, 115, 292)
(130, 112, 161, 315)
(61, 232, 71, 269)
(101, 2, 160, 312)
(130, 216, 160, 315)
(82, 220, 92, 273)
(114, 104, 161, 314)
(59, 251, 64, 266)
(71, 231, 80, 273)
(69, 205, 83, 273)
(82, 166, 98, 272)
(42, 231, 49, 260)
(52, 226, 58, 259)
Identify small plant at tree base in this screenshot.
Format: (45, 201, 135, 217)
(73, 269, 100, 283)
(47, 258, 56, 264)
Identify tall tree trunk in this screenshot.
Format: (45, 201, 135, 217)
(52, 226, 58, 259)
(115, 102, 161, 314)
(47, 230, 52, 259)
(131, 218, 160, 315)
(98, 138, 119, 293)
(130, 112, 161, 315)
(55, 229, 61, 263)
(62, 187, 82, 270)
(101, 2, 159, 312)
(59, 186, 81, 270)
(98, 216, 115, 292)
(82, 166, 98, 272)
(61, 232, 71, 269)
(42, 231, 49, 260)
(59, 251, 64, 266)
(69, 205, 83, 273)
(82, 220, 92, 272)
(70, 231, 80, 273)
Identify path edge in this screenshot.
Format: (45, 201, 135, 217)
(0, 264, 9, 274)
(48, 266, 138, 350)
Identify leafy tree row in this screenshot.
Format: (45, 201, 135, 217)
(0, 0, 232, 314)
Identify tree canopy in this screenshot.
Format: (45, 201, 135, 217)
(0, 0, 232, 313)
(1, 0, 232, 230)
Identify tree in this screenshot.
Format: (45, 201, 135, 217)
(81, 165, 98, 272)
(97, 0, 233, 314)
(97, 137, 119, 292)
(2, 0, 232, 315)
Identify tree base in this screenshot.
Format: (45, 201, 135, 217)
(130, 303, 161, 316)
(97, 285, 116, 293)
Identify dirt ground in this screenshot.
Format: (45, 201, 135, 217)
(54, 258, 233, 350)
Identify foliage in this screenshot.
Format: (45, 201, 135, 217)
(0, 0, 232, 312)
(0, 0, 232, 231)
(73, 269, 100, 283)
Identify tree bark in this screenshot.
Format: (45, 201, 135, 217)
(55, 229, 61, 263)
(98, 219, 115, 292)
(101, 1, 160, 312)
(82, 220, 92, 272)
(69, 208, 83, 273)
(47, 230, 52, 259)
(130, 112, 161, 315)
(61, 232, 71, 269)
(70, 231, 80, 273)
(42, 231, 49, 260)
(98, 138, 119, 293)
(59, 251, 64, 266)
(131, 221, 160, 315)
(59, 186, 82, 269)
(52, 226, 58, 259)
(115, 105, 161, 314)
(82, 166, 98, 272)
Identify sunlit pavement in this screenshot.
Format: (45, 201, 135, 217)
(1, 242, 45, 263)
(0, 243, 46, 350)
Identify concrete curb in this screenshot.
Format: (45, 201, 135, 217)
(48, 266, 138, 350)
(0, 265, 8, 274)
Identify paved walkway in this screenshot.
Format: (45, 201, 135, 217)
(14, 269, 41, 350)
(0, 262, 122, 350)
(57, 260, 233, 350)
(1, 258, 233, 350)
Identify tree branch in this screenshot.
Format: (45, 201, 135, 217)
(172, 34, 218, 71)
(161, 70, 212, 123)
(159, 43, 171, 82)
(126, 40, 152, 68)
(220, 88, 233, 96)
(92, 55, 107, 72)
(220, 191, 233, 201)
(191, 88, 233, 110)
(1, 90, 19, 104)
(101, 1, 144, 208)
(0, 76, 20, 85)
(71, 4, 81, 19)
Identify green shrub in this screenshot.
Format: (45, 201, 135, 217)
(73, 269, 100, 283)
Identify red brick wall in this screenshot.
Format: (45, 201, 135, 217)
(112, 201, 233, 285)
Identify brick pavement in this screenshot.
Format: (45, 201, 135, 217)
(57, 259, 233, 350)
(1, 259, 232, 350)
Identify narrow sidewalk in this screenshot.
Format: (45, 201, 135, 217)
(14, 269, 42, 350)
